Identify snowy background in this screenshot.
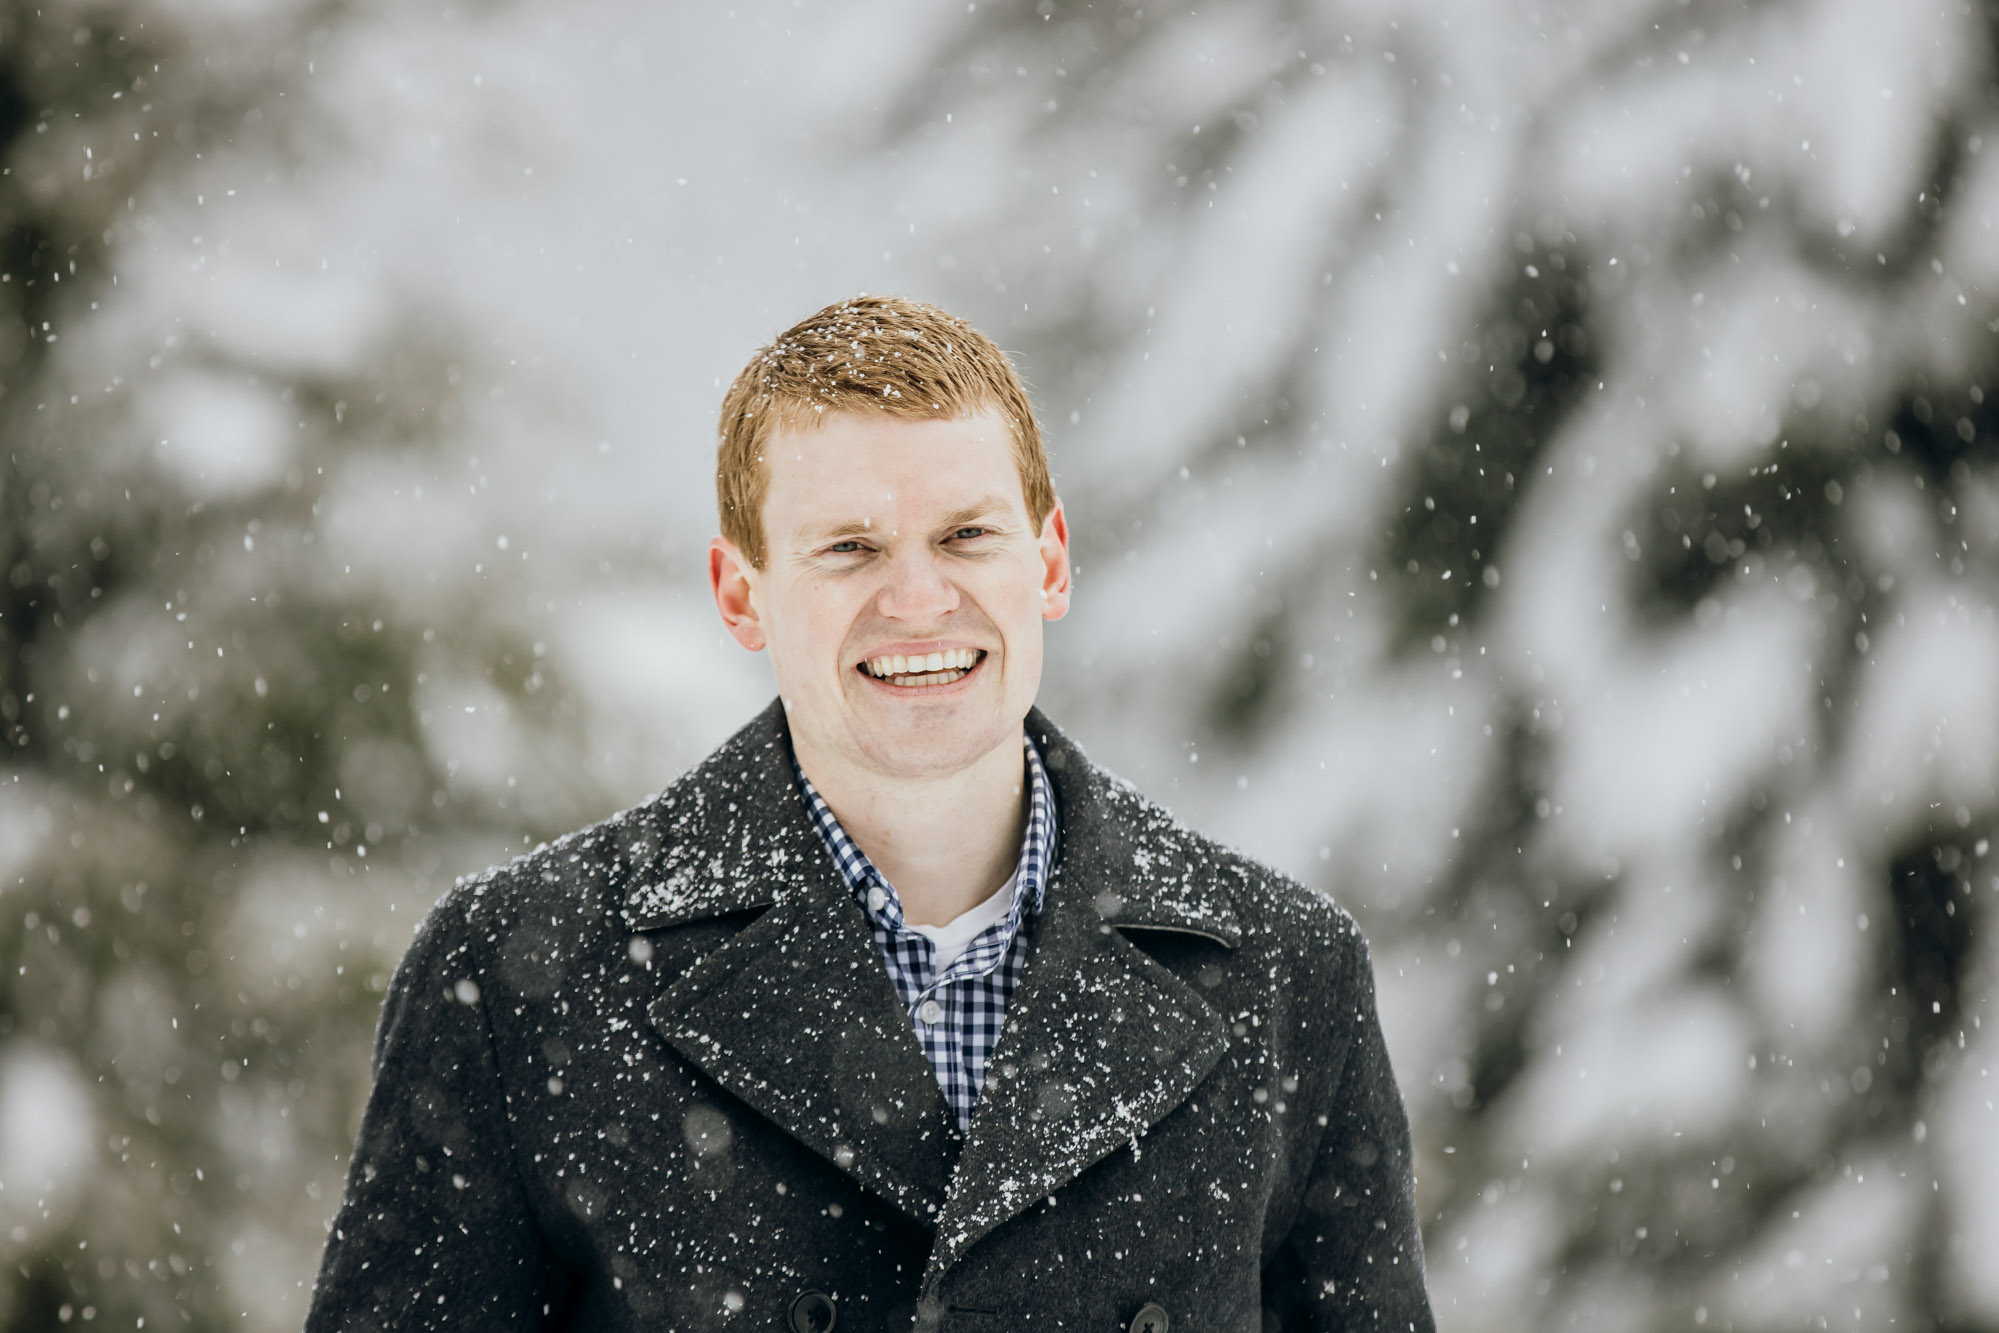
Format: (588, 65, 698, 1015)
(3, 0, 1997, 1328)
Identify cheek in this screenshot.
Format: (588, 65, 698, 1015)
(789, 580, 868, 654)
(984, 575, 1047, 650)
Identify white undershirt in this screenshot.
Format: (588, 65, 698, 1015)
(908, 869, 1019, 974)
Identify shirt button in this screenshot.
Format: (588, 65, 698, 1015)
(917, 999, 944, 1025)
(867, 886, 888, 912)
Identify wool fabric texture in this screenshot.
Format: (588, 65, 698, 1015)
(306, 700, 1435, 1332)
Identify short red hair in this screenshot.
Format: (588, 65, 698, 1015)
(716, 295, 1053, 568)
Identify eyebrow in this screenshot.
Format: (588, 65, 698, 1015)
(799, 518, 878, 545)
(934, 496, 1015, 530)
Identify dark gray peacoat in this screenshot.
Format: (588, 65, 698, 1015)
(305, 700, 1434, 1332)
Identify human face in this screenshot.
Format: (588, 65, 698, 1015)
(708, 408, 1070, 782)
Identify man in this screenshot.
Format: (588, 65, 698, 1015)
(307, 296, 1434, 1332)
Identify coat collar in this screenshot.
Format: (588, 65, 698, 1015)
(631, 698, 1240, 1268)
(621, 698, 1243, 948)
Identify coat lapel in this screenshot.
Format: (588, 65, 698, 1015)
(923, 711, 1239, 1278)
(628, 701, 961, 1224)
(646, 875, 963, 1223)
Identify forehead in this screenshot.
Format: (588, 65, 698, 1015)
(761, 408, 1025, 529)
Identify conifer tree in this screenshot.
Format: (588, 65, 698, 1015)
(0, 3, 588, 1326)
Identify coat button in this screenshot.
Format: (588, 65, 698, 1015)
(788, 1289, 837, 1333)
(1127, 1301, 1169, 1333)
(917, 998, 945, 1025)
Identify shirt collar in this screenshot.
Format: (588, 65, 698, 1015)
(621, 699, 1242, 950)
(792, 732, 1057, 942)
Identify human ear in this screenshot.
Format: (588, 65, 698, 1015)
(708, 536, 767, 651)
(1036, 500, 1072, 622)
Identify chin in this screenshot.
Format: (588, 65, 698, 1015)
(849, 706, 1015, 780)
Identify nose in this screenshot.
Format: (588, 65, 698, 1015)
(874, 544, 960, 623)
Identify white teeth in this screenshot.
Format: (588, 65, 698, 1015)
(863, 648, 983, 680)
(888, 667, 967, 687)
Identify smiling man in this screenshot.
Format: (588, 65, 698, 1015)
(307, 297, 1435, 1332)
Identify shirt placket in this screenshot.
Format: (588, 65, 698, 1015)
(902, 902, 1016, 1121)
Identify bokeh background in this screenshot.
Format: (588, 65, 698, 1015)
(3, 0, 1997, 1328)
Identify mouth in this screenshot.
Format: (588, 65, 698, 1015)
(855, 647, 988, 689)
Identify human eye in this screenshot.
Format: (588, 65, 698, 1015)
(948, 526, 992, 542)
(811, 538, 874, 565)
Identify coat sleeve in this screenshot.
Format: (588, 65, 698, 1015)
(305, 895, 566, 1331)
(1264, 921, 1436, 1332)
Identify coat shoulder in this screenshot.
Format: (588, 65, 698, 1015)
(1091, 765, 1365, 964)
(432, 797, 662, 934)
(1182, 821, 1365, 961)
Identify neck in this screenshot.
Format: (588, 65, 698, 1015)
(794, 727, 1027, 928)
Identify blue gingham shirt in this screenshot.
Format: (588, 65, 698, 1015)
(793, 734, 1056, 1132)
